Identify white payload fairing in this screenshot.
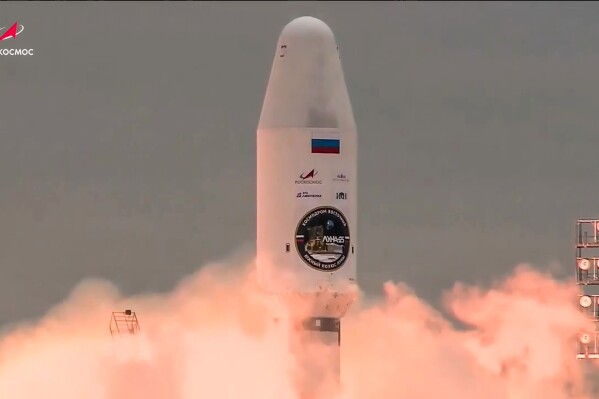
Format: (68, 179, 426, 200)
(256, 16, 358, 396)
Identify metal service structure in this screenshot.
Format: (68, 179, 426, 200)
(109, 309, 141, 338)
(575, 220, 599, 359)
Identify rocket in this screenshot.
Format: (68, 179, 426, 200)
(256, 16, 358, 397)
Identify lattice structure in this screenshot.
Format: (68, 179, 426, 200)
(575, 220, 599, 359)
(109, 309, 141, 337)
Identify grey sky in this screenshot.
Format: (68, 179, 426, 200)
(1, 1, 598, 326)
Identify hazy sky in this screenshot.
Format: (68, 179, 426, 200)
(1, 1, 598, 326)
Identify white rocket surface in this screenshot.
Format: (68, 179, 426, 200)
(256, 16, 358, 397)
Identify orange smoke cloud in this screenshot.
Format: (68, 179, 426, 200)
(0, 254, 595, 399)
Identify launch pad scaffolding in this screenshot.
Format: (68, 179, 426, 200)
(575, 220, 599, 359)
(109, 309, 141, 337)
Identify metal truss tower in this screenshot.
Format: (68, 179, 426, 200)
(575, 220, 599, 359)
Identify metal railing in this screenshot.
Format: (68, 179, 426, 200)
(576, 258, 599, 284)
(577, 331, 599, 359)
(109, 310, 141, 337)
(577, 294, 599, 318)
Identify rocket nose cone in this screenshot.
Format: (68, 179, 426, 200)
(279, 16, 335, 42)
(258, 17, 356, 131)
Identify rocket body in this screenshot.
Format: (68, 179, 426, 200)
(256, 16, 358, 398)
(257, 16, 358, 313)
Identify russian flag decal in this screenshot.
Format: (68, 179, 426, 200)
(311, 131, 340, 154)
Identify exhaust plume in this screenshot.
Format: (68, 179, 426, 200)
(0, 252, 595, 398)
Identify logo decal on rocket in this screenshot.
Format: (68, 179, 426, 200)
(0, 22, 24, 41)
(295, 206, 350, 272)
(295, 169, 322, 185)
(300, 169, 317, 179)
(335, 192, 347, 200)
(333, 173, 349, 183)
(297, 191, 322, 198)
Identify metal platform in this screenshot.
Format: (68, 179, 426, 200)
(576, 220, 599, 249)
(577, 330, 599, 359)
(109, 309, 141, 337)
(577, 294, 599, 318)
(577, 354, 599, 359)
(576, 257, 599, 285)
(575, 221, 599, 285)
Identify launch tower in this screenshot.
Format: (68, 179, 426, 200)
(575, 220, 599, 359)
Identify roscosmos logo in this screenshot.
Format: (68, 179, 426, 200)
(301, 169, 317, 180)
(0, 21, 34, 56)
(0, 22, 24, 41)
(295, 169, 322, 185)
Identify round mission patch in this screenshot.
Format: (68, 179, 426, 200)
(295, 206, 350, 271)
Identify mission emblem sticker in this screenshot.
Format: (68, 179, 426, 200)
(295, 206, 350, 271)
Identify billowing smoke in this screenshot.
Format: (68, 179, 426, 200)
(0, 250, 595, 398)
